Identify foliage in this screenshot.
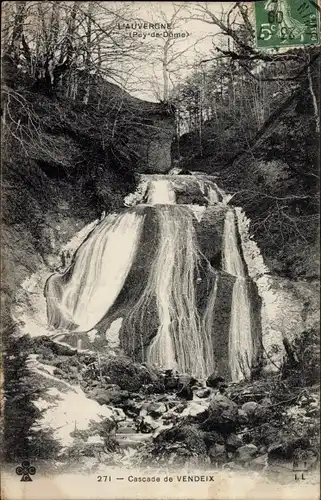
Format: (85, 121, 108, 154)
(282, 328, 320, 387)
(170, 4, 319, 279)
(2, 330, 61, 462)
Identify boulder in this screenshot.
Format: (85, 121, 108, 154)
(268, 437, 311, 461)
(205, 394, 239, 434)
(152, 423, 207, 464)
(106, 389, 130, 405)
(121, 399, 144, 417)
(260, 397, 272, 407)
(99, 356, 161, 393)
(89, 388, 112, 406)
(241, 401, 259, 416)
(147, 402, 167, 418)
(88, 386, 131, 406)
(226, 434, 243, 452)
(172, 402, 188, 414)
(195, 388, 211, 399)
(203, 430, 225, 449)
(237, 409, 249, 424)
(181, 402, 207, 418)
(164, 370, 180, 391)
(177, 385, 193, 401)
(139, 415, 158, 432)
(105, 384, 121, 392)
(235, 444, 258, 462)
(206, 374, 226, 389)
(208, 443, 226, 464)
(140, 383, 165, 395)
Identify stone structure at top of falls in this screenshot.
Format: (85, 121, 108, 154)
(45, 174, 262, 382)
(101, 83, 176, 174)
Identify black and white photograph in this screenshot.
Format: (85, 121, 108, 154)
(1, 1, 320, 499)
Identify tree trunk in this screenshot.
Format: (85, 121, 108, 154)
(83, 3, 93, 105)
(10, 1, 26, 59)
(163, 42, 169, 101)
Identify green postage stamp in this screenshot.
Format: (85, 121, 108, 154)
(254, 0, 320, 48)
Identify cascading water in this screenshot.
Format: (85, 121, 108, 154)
(222, 209, 253, 381)
(139, 205, 212, 378)
(45, 173, 261, 381)
(46, 211, 145, 332)
(147, 178, 176, 204)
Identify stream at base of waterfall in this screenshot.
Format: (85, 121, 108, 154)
(45, 173, 261, 382)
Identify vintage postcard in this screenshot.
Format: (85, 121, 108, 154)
(1, 1, 320, 499)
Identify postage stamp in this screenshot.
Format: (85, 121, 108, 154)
(254, 0, 320, 48)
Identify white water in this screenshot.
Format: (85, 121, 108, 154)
(46, 212, 145, 332)
(207, 185, 220, 204)
(43, 173, 259, 381)
(126, 205, 214, 378)
(147, 179, 176, 204)
(105, 317, 123, 348)
(223, 209, 253, 381)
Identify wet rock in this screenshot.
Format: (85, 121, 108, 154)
(226, 434, 243, 452)
(177, 385, 193, 401)
(173, 402, 188, 414)
(53, 367, 66, 377)
(90, 380, 101, 388)
(203, 430, 225, 449)
(112, 407, 126, 422)
(223, 461, 237, 470)
(208, 443, 226, 464)
(242, 433, 254, 444)
(206, 374, 226, 390)
(137, 415, 158, 432)
(89, 388, 112, 406)
(252, 403, 273, 423)
(147, 402, 167, 418)
(140, 382, 165, 395)
(268, 437, 311, 461)
(241, 401, 259, 416)
(107, 389, 130, 405)
(152, 423, 207, 463)
(195, 388, 211, 399)
(88, 386, 131, 406)
(237, 409, 249, 424)
(181, 402, 206, 418)
(235, 444, 258, 462)
(105, 384, 121, 391)
(204, 393, 239, 434)
(100, 356, 161, 392)
(33, 337, 78, 356)
(162, 413, 180, 426)
(116, 424, 135, 435)
(178, 374, 197, 387)
(164, 370, 180, 391)
(261, 397, 272, 407)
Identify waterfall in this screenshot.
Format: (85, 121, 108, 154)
(44, 173, 261, 381)
(222, 209, 253, 381)
(46, 212, 145, 332)
(147, 179, 176, 204)
(126, 205, 214, 378)
(206, 184, 220, 204)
